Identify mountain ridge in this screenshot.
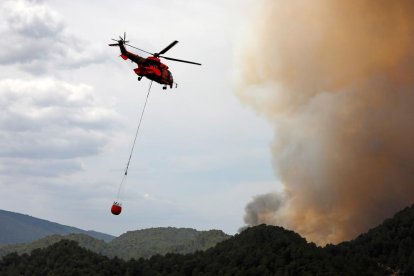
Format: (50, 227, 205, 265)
(2, 204, 414, 274)
(0, 209, 114, 245)
(0, 226, 231, 260)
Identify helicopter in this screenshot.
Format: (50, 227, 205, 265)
(109, 33, 201, 89)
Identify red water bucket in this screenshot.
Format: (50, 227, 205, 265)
(111, 202, 122, 215)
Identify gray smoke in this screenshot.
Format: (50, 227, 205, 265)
(243, 193, 284, 226)
(237, 0, 414, 245)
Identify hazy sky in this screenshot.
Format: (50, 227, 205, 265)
(0, 0, 278, 236)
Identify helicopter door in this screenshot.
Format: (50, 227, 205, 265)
(163, 70, 172, 83)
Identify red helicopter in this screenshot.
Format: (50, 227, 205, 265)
(109, 33, 201, 89)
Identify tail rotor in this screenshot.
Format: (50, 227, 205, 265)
(108, 32, 129, 46)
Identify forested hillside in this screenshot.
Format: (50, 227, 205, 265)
(2, 204, 414, 275)
(108, 227, 230, 259)
(0, 228, 230, 260)
(0, 226, 385, 275)
(334, 204, 414, 274)
(0, 234, 108, 258)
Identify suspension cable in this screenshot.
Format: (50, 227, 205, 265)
(116, 81, 153, 200)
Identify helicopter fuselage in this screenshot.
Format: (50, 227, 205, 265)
(119, 44, 174, 88)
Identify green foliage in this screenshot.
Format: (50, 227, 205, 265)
(337, 204, 414, 275)
(0, 227, 230, 261)
(2, 205, 414, 275)
(108, 227, 230, 260)
(0, 234, 108, 258)
(0, 240, 125, 276)
(0, 225, 386, 275)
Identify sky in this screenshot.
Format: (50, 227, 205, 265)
(0, 0, 278, 236)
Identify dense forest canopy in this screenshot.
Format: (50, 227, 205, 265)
(0, 227, 230, 260)
(1, 204, 414, 275)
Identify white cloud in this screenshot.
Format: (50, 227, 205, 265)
(0, 78, 120, 177)
(0, 158, 82, 177)
(0, 0, 106, 74)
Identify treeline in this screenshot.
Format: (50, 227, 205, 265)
(334, 204, 414, 274)
(0, 226, 385, 275)
(2, 204, 414, 275)
(0, 227, 230, 261)
(1, 241, 124, 276)
(108, 227, 230, 260)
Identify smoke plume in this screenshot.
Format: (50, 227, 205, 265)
(237, 0, 414, 244)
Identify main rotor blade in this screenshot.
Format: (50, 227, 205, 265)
(124, 43, 154, 55)
(161, 56, 201, 66)
(157, 40, 179, 56)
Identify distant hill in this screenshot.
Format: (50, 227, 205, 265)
(2, 204, 414, 274)
(108, 227, 230, 259)
(0, 227, 230, 260)
(0, 226, 385, 275)
(0, 234, 108, 258)
(0, 209, 114, 245)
